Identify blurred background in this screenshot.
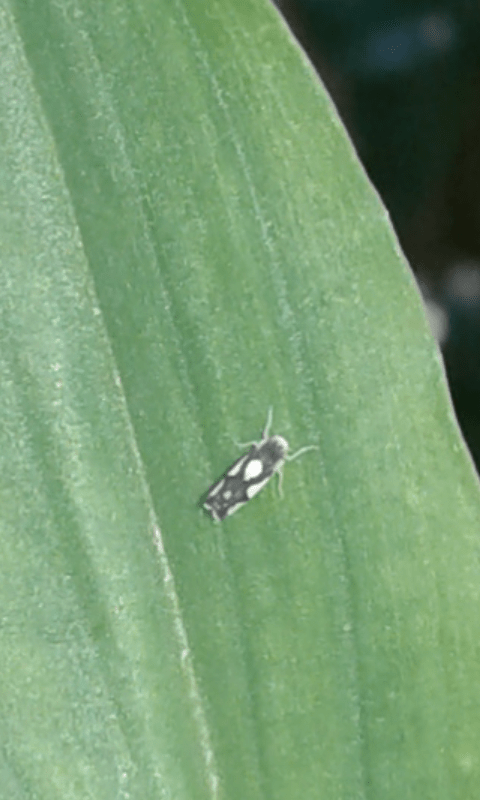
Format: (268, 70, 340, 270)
(275, 0, 480, 471)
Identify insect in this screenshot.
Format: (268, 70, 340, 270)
(202, 407, 317, 521)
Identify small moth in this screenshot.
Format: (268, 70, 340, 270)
(202, 408, 317, 522)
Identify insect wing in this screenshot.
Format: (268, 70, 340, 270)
(203, 448, 256, 521)
(203, 437, 288, 521)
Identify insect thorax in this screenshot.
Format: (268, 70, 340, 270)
(256, 435, 289, 473)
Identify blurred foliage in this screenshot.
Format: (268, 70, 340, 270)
(279, 0, 480, 467)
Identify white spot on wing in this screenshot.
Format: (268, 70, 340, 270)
(244, 459, 263, 481)
(226, 502, 245, 517)
(246, 477, 270, 499)
(228, 454, 249, 477)
(208, 478, 225, 498)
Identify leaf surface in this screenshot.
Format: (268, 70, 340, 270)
(1, 1, 480, 798)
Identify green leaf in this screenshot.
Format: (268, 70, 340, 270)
(2, 0, 480, 798)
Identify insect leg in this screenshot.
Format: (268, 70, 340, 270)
(276, 464, 284, 498)
(286, 444, 318, 462)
